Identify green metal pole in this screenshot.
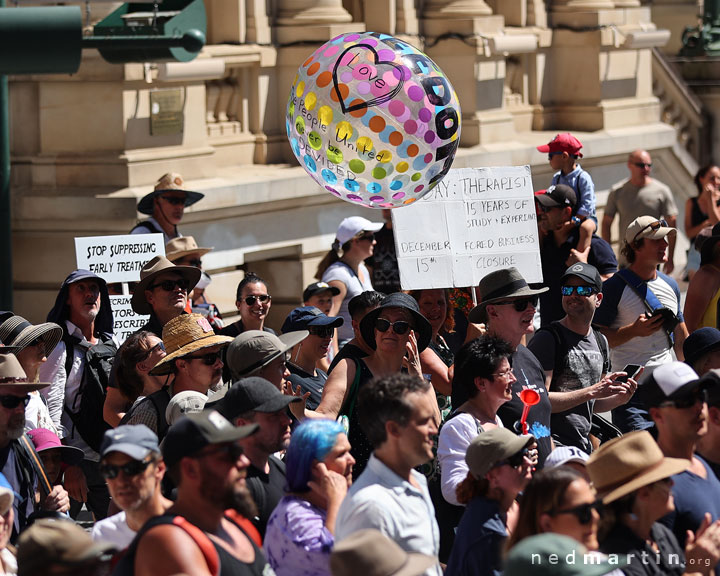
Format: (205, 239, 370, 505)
(0, 0, 12, 311)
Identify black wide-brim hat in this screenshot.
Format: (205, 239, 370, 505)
(359, 292, 432, 352)
(468, 267, 548, 324)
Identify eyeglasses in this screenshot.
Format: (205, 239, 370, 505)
(185, 351, 222, 366)
(149, 278, 190, 292)
(561, 285, 596, 297)
(491, 368, 514, 380)
(493, 296, 539, 312)
(244, 294, 271, 306)
(375, 318, 411, 335)
(494, 448, 530, 470)
(547, 152, 563, 159)
(356, 232, 375, 242)
(161, 195, 187, 206)
(633, 219, 668, 243)
(100, 456, 154, 480)
(0, 394, 30, 410)
(194, 442, 245, 463)
(309, 326, 334, 338)
(658, 388, 708, 409)
(550, 500, 604, 525)
(633, 162, 652, 169)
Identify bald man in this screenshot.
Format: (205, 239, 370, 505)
(602, 149, 678, 273)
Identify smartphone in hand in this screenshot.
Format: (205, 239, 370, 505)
(616, 364, 642, 383)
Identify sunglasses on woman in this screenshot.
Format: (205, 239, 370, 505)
(185, 351, 222, 365)
(309, 326, 334, 338)
(100, 456, 154, 480)
(143, 341, 165, 360)
(550, 499, 604, 525)
(493, 296, 539, 312)
(494, 447, 529, 470)
(356, 232, 375, 242)
(244, 294, 271, 306)
(560, 285, 596, 297)
(375, 318, 411, 335)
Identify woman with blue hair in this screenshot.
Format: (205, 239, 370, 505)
(265, 419, 355, 576)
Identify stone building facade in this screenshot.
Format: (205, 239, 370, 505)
(8, 0, 707, 329)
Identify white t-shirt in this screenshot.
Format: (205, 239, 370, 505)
(91, 511, 136, 549)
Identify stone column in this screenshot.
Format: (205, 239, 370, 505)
(422, 1, 518, 146)
(275, 0, 358, 44)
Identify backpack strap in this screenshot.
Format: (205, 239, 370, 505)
(616, 268, 674, 347)
(224, 509, 262, 547)
(339, 357, 362, 420)
(16, 435, 52, 498)
(592, 328, 610, 374)
(147, 387, 171, 440)
(132, 220, 164, 235)
(171, 516, 220, 576)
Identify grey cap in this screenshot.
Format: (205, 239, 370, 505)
(100, 424, 160, 460)
(465, 427, 534, 479)
(225, 330, 308, 380)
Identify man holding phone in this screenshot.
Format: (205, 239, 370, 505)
(594, 216, 689, 433)
(528, 263, 638, 453)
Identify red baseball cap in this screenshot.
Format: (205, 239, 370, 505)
(537, 133, 583, 158)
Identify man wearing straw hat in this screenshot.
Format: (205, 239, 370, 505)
(122, 313, 232, 439)
(131, 255, 201, 338)
(0, 355, 69, 537)
(130, 172, 204, 243)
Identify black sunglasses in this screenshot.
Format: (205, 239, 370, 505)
(142, 341, 165, 360)
(633, 219, 668, 243)
(0, 394, 30, 410)
(633, 162, 652, 169)
(659, 388, 708, 409)
(309, 326, 334, 338)
(100, 457, 154, 480)
(495, 447, 530, 469)
(194, 442, 245, 463)
(561, 285, 596, 297)
(375, 318, 411, 335)
(161, 195, 187, 206)
(185, 351, 222, 366)
(149, 278, 190, 292)
(551, 500, 604, 525)
(244, 294, 271, 306)
(493, 296, 539, 312)
(356, 232, 375, 242)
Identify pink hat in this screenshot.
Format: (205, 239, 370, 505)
(27, 428, 84, 466)
(537, 133, 583, 158)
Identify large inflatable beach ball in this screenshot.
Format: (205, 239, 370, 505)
(286, 32, 461, 209)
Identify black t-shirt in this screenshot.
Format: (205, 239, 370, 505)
(366, 225, 401, 294)
(528, 322, 606, 453)
(328, 342, 368, 374)
(246, 455, 286, 538)
(496, 345, 553, 467)
(601, 522, 685, 576)
(287, 364, 327, 410)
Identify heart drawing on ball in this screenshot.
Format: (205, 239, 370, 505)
(331, 44, 405, 114)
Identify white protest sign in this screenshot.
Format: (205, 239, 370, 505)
(75, 234, 165, 284)
(392, 166, 542, 290)
(74, 234, 165, 343)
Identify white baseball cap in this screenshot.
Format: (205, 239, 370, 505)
(544, 445, 589, 469)
(336, 216, 384, 245)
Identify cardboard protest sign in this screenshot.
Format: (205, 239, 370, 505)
(392, 166, 542, 290)
(75, 234, 164, 343)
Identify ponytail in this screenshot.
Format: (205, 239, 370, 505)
(315, 238, 353, 279)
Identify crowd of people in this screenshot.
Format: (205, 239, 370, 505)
(0, 144, 719, 576)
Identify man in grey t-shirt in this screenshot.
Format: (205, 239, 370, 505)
(601, 149, 678, 272)
(528, 263, 636, 452)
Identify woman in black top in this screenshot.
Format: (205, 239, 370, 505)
(685, 164, 720, 280)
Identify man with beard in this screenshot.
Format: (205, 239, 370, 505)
(528, 263, 637, 453)
(335, 373, 442, 576)
(119, 410, 268, 576)
(643, 362, 720, 566)
(41, 269, 115, 520)
(91, 425, 172, 548)
(123, 313, 232, 440)
(217, 377, 302, 537)
(0, 354, 69, 537)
